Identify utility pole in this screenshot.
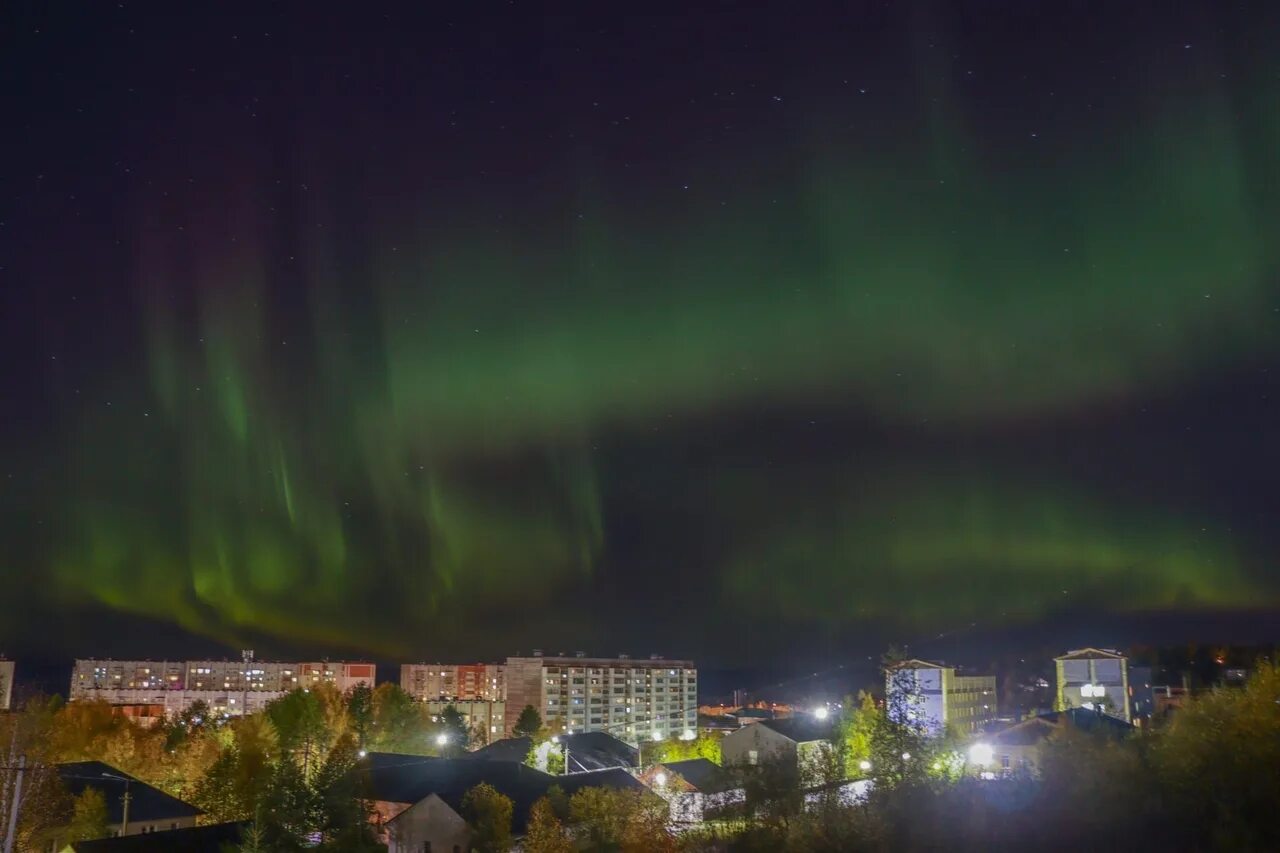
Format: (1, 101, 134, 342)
(3, 755, 25, 853)
(102, 772, 132, 836)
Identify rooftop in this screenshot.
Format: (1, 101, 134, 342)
(57, 762, 201, 825)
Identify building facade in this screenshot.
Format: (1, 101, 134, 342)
(69, 658, 375, 718)
(503, 654, 697, 742)
(1054, 648, 1130, 723)
(400, 663, 505, 702)
(423, 699, 505, 745)
(0, 658, 13, 710)
(886, 659, 998, 736)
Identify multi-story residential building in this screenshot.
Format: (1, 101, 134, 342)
(400, 663, 505, 702)
(69, 658, 375, 718)
(886, 659, 998, 736)
(503, 653, 697, 743)
(1054, 647, 1130, 723)
(0, 658, 13, 710)
(424, 700, 506, 745)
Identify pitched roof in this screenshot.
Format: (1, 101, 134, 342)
(659, 758, 734, 793)
(1040, 707, 1134, 735)
(1055, 648, 1126, 661)
(986, 708, 1134, 747)
(56, 762, 201, 825)
(359, 752, 646, 832)
(72, 822, 248, 852)
(887, 658, 950, 670)
(466, 732, 638, 772)
(466, 736, 534, 763)
(755, 715, 835, 743)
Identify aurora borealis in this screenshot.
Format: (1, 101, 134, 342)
(3, 2, 1280, 664)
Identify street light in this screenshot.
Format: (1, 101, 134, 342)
(654, 772, 667, 787)
(858, 760, 872, 772)
(968, 743, 994, 768)
(901, 752, 911, 761)
(101, 772, 132, 836)
(435, 733, 449, 746)
(813, 707, 829, 720)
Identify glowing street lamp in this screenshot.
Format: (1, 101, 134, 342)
(813, 707, 829, 720)
(435, 733, 449, 746)
(968, 743, 994, 768)
(654, 771, 668, 787)
(858, 760, 872, 772)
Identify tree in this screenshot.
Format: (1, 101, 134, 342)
(653, 730, 724, 765)
(438, 705, 470, 754)
(311, 733, 381, 851)
(345, 684, 374, 750)
(258, 757, 313, 851)
(64, 787, 110, 843)
(461, 782, 513, 853)
(568, 787, 671, 852)
(523, 797, 573, 853)
(513, 705, 543, 738)
(369, 683, 432, 754)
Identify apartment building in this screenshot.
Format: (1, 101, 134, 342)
(423, 699, 506, 745)
(886, 659, 998, 736)
(0, 658, 13, 710)
(503, 653, 697, 743)
(400, 663, 505, 702)
(69, 658, 376, 718)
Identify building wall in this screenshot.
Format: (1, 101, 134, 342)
(0, 659, 13, 711)
(503, 656, 698, 742)
(1055, 652, 1130, 723)
(400, 663, 505, 701)
(947, 674, 998, 735)
(886, 664, 996, 736)
(424, 700, 505, 745)
(721, 722, 797, 768)
(382, 794, 470, 853)
(69, 659, 375, 717)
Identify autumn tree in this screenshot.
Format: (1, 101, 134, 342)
(522, 797, 573, 853)
(461, 782, 514, 853)
(64, 787, 110, 843)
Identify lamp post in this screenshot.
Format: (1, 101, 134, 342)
(101, 772, 132, 836)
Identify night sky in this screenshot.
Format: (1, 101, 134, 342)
(3, 1, 1279, 675)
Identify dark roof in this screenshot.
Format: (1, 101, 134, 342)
(56, 762, 201, 825)
(987, 708, 1134, 747)
(1055, 648, 1125, 661)
(988, 718, 1058, 747)
(755, 715, 835, 743)
(72, 822, 248, 853)
(660, 759, 734, 793)
(1039, 707, 1135, 736)
(467, 736, 533, 763)
(359, 752, 647, 832)
(466, 732, 638, 771)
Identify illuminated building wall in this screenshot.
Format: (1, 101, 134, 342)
(1054, 648, 1131, 723)
(399, 663, 505, 701)
(503, 654, 697, 742)
(69, 658, 375, 717)
(887, 659, 998, 736)
(0, 658, 13, 710)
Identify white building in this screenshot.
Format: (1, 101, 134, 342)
(1054, 648, 1130, 723)
(400, 663, 505, 701)
(503, 653, 697, 742)
(0, 658, 13, 710)
(886, 659, 998, 736)
(69, 658, 376, 718)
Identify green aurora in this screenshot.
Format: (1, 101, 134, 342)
(5, 2, 1280, 659)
